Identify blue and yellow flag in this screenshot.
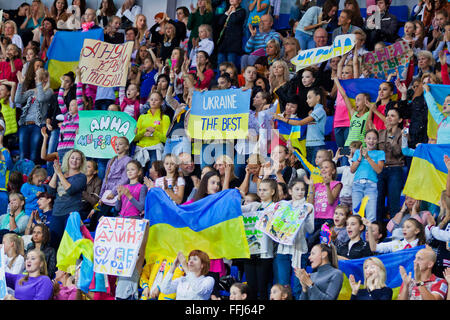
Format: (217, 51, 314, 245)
(46, 29, 104, 89)
(144, 188, 250, 263)
(56, 212, 94, 293)
(340, 78, 388, 108)
(274, 118, 307, 156)
(338, 245, 425, 300)
(292, 148, 323, 184)
(427, 84, 450, 140)
(403, 144, 450, 205)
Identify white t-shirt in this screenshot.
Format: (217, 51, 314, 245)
(4, 254, 25, 274)
(155, 176, 185, 194)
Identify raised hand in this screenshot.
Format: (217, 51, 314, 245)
(399, 265, 413, 286)
(349, 274, 361, 295)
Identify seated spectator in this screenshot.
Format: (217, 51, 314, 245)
(0, 192, 28, 236)
(1, 20, 24, 51)
(25, 223, 57, 279)
(2, 233, 25, 274)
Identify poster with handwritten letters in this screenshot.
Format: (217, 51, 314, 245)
(362, 41, 412, 80)
(0, 247, 7, 299)
(94, 217, 148, 277)
(75, 110, 136, 159)
(242, 211, 266, 255)
(79, 39, 133, 87)
(255, 201, 311, 245)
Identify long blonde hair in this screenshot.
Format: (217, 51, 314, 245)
(134, 14, 148, 44)
(61, 149, 87, 174)
(3, 233, 25, 269)
(363, 257, 387, 289)
(19, 249, 48, 286)
(269, 60, 290, 92)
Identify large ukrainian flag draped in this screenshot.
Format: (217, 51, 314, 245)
(427, 84, 450, 140)
(340, 78, 389, 108)
(403, 143, 450, 205)
(46, 29, 104, 89)
(338, 245, 425, 300)
(56, 212, 94, 293)
(144, 188, 250, 263)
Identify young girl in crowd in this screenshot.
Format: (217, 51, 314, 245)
(306, 159, 342, 233)
(270, 284, 293, 300)
(370, 81, 396, 131)
(21, 166, 47, 215)
(2, 233, 25, 274)
(52, 269, 77, 300)
(349, 257, 393, 300)
(154, 154, 185, 204)
(333, 141, 362, 208)
(134, 91, 170, 171)
(273, 178, 314, 299)
(273, 88, 327, 166)
(119, 83, 142, 121)
(88, 137, 131, 231)
(330, 205, 351, 247)
(56, 68, 84, 161)
(336, 215, 372, 260)
(350, 129, 385, 222)
(387, 196, 432, 240)
(229, 282, 249, 300)
(298, 149, 333, 186)
(364, 217, 426, 254)
(423, 84, 450, 144)
(241, 178, 279, 300)
(116, 160, 147, 219)
(259, 145, 297, 185)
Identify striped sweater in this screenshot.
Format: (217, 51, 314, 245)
(57, 82, 84, 152)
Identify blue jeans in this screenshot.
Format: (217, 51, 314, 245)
(295, 30, 315, 50)
(377, 166, 403, 221)
(306, 145, 326, 167)
(19, 124, 42, 163)
(218, 52, 241, 71)
(273, 254, 302, 300)
(352, 180, 378, 222)
(163, 136, 191, 158)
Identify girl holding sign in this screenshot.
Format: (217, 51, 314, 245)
(273, 178, 314, 300)
(241, 178, 279, 300)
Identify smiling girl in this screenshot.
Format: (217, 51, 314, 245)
(154, 154, 185, 204)
(116, 160, 147, 218)
(336, 215, 372, 260)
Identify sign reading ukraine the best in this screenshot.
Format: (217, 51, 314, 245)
(187, 88, 251, 140)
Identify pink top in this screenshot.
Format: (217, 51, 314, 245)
(333, 91, 350, 128)
(118, 183, 144, 217)
(314, 181, 342, 220)
(53, 285, 77, 300)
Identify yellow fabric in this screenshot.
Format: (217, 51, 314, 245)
(56, 230, 94, 273)
(135, 109, 170, 147)
(0, 98, 17, 135)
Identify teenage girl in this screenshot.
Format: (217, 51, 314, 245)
(116, 160, 148, 219)
(154, 154, 185, 204)
(241, 178, 279, 300)
(336, 215, 372, 260)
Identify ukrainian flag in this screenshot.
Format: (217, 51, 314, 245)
(56, 212, 94, 293)
(46, 29, 104, 89)
(338, 245, 425, 300)
(403, 143, 450, 205)
(144, 188, 250, 264)
(340, 78, 389, 108)
(292, 148, 323, 184)
(427, 84, 450, 140)
(274, 118, 307, 156)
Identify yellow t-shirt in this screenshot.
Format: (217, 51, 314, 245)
(135, 109, 170, 147)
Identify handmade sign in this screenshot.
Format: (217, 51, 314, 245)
(291, 34, 356, 71)
(93, 217, 148, 277)
(0, 247, 7, 300)
(255, 201, 312, 245)
(75, 110, 136, 159)
(242, 211, 267, 255)
(187, 88, 251, 140)
(362, 41, 412, 80)
(79, 39, 133, 87)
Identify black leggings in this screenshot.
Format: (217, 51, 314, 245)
(243, 256, 273, 300)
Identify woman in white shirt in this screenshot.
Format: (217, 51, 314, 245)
(2, 233, 25, 274)
(159, 250, 215, 300)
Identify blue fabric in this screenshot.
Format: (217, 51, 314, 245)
(352, 149, 386, 183)
(352, 180, 378, 222)
(377, 166, 403, 221)
(306, 104, 326, 147)
(295, 29, 315, 51)
(18, 124, 42, 163)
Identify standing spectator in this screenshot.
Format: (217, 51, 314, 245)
(366, 0, 399, 50)
(190, 24, 214, 69)
(399, 248, 448, 300)
(331, 9, 361, 41)
(97, 0, 117, 29)
(217, 0, 246, 70)
(344, 0, 364, 28)
(187, 0, 214, 50)
(246, 0, 270, 41)
(49, 0, 70, 27)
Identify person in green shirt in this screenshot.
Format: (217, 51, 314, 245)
(187, 0, 214, 50)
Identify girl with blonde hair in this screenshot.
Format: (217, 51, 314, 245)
(349, 257, 393, 300)
(2, 233, 25, 274)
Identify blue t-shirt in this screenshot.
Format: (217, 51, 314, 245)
(352, 149, 385, 183)
(21, 183, 45, 215)
(306, 104, 326, 147)
(140, 69, 157, 101)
